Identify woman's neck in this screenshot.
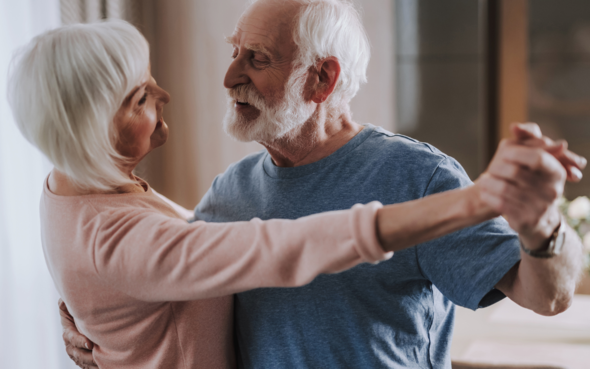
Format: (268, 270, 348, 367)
(48, 169, 145, 196)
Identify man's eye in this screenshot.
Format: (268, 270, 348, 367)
(252, 55, 269, 65)
(138, 93, 147, 106)
(231, 48, 239, 59)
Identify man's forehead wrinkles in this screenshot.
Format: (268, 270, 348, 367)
(233, 27, 279, 55)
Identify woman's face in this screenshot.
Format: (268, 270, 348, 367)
(114, 68, 171, 168)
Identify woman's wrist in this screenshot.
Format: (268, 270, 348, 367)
(462, 184, 500, 222)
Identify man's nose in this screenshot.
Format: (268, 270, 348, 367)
(224, 57, 250, 89)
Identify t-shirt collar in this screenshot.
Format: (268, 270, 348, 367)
(262, 124, 376, 179)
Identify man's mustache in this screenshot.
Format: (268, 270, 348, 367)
(227, 85, 266, 110)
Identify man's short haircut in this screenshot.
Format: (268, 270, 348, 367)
(7, 20, 149, 191)
(291, 0, 371, 107)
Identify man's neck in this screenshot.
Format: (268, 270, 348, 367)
(261, 107, 364, 168)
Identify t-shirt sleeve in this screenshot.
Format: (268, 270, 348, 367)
(415, 157, 521, 310)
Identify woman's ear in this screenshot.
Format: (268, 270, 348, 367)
(311, 57, 341, 104)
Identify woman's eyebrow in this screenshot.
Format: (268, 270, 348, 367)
(124, 82, 148, 105)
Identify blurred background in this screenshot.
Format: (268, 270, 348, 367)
(0, 0, 589, 368)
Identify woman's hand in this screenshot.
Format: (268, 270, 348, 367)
(511, 122, 586, 182)
(476, 122, 586, 250)
(58, 299, 97, 369)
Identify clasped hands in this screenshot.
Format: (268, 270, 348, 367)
(476, 122, 587, 251)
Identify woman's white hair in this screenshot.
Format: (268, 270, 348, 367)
(7, 19, 149, 191)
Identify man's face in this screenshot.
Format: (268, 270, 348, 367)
(223, 0, 315, 143)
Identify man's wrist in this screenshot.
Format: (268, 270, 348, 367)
(518, 206, 562, 251)
(520, 216, 566, 258)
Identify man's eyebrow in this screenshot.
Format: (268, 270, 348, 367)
(244, 42, 273, 57)
(224, 35, 274, 58)
(225, 35, 238, 45)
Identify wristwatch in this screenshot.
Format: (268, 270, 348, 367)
(520, 220, 566, 258)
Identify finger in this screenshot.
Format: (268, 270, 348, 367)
(479, 177, 549, 233)
(514, 139, 583, 182)
(63, 327, 94, 350)
(498, 145, 567, 182)
(554, 145, 587, 171)
(512, 122, 543, 140)
(66, 345, 97, 367)
(479, 186, 533, 226)
(516, 142, 583, 182)
(486, 162, 558, 203)
(58, 298, 69, 314)
(59, 302, 76, 326)
(479, 175, 540, 210)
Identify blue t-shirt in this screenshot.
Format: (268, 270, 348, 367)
(195, 124, 521, 369)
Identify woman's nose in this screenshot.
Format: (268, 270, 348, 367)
(156, 87, 171, 106)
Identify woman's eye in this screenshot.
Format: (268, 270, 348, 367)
(138, 93, 147, 106)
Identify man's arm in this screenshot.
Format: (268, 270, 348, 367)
(480, 123, 586, 316)
(58, 299, 97, 369)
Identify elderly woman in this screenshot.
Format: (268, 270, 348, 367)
(6, 20, 580, 369)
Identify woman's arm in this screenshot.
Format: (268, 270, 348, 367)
(94, 185, 496, 302)
(377, 184, 494, 252)
(94, 203, 388, 301)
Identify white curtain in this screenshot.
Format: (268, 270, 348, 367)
(0, 1, 77, 368)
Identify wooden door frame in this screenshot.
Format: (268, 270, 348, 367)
(486, 0, 529, 161)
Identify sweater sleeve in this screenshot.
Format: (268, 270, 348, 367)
(92, 202, 391, 301)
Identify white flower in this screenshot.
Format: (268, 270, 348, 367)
(567, 196, 590, 220)
(583, 232, 590, 253)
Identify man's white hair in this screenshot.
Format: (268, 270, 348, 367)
(293, 0, 370, 106)
(7, 20, 149, 191)
(252, 0, 371, 106)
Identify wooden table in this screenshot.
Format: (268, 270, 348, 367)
(451, 295, 590, 369)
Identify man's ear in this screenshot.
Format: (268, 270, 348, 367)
(311, 57, 341, 104)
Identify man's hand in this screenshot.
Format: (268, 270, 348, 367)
(59, 299, 98, 369)
(512, 122, 586, 183)
(476, 123, 586, 316)
(478, 123, 586, 250)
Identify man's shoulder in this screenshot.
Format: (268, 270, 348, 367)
(360, 125, 454, 172)
(367, 125, 448, 159)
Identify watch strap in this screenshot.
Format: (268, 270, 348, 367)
(520, 220, 566, 259)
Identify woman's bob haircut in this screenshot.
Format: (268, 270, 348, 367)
(7, 19, 149, 191)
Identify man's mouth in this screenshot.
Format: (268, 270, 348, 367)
(236, 99, 250, 106)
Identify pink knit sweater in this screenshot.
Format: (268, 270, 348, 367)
(40, 177, 391, 368)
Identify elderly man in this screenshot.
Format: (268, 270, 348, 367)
(64, 0, 585, 368)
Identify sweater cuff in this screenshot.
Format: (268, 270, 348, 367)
(350, 202, 393, 264)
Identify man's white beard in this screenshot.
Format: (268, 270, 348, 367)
(223, 67, 316, 143)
